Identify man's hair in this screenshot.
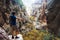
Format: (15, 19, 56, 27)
(12, 12, 15, 15)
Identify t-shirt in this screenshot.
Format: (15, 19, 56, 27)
(10, 15, 16, 25)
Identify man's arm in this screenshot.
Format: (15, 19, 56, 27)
(16, 17, 23, 21)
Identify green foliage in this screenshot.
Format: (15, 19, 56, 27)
(23, 29, 55, 40)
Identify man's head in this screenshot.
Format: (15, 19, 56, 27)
(12, 12, 16, 15)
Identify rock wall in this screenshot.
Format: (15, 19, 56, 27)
(47, 0, 60, 36)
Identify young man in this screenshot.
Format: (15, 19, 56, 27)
(9, 12, 22, 39)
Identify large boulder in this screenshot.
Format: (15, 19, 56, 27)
(47, 0, 60, 36)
